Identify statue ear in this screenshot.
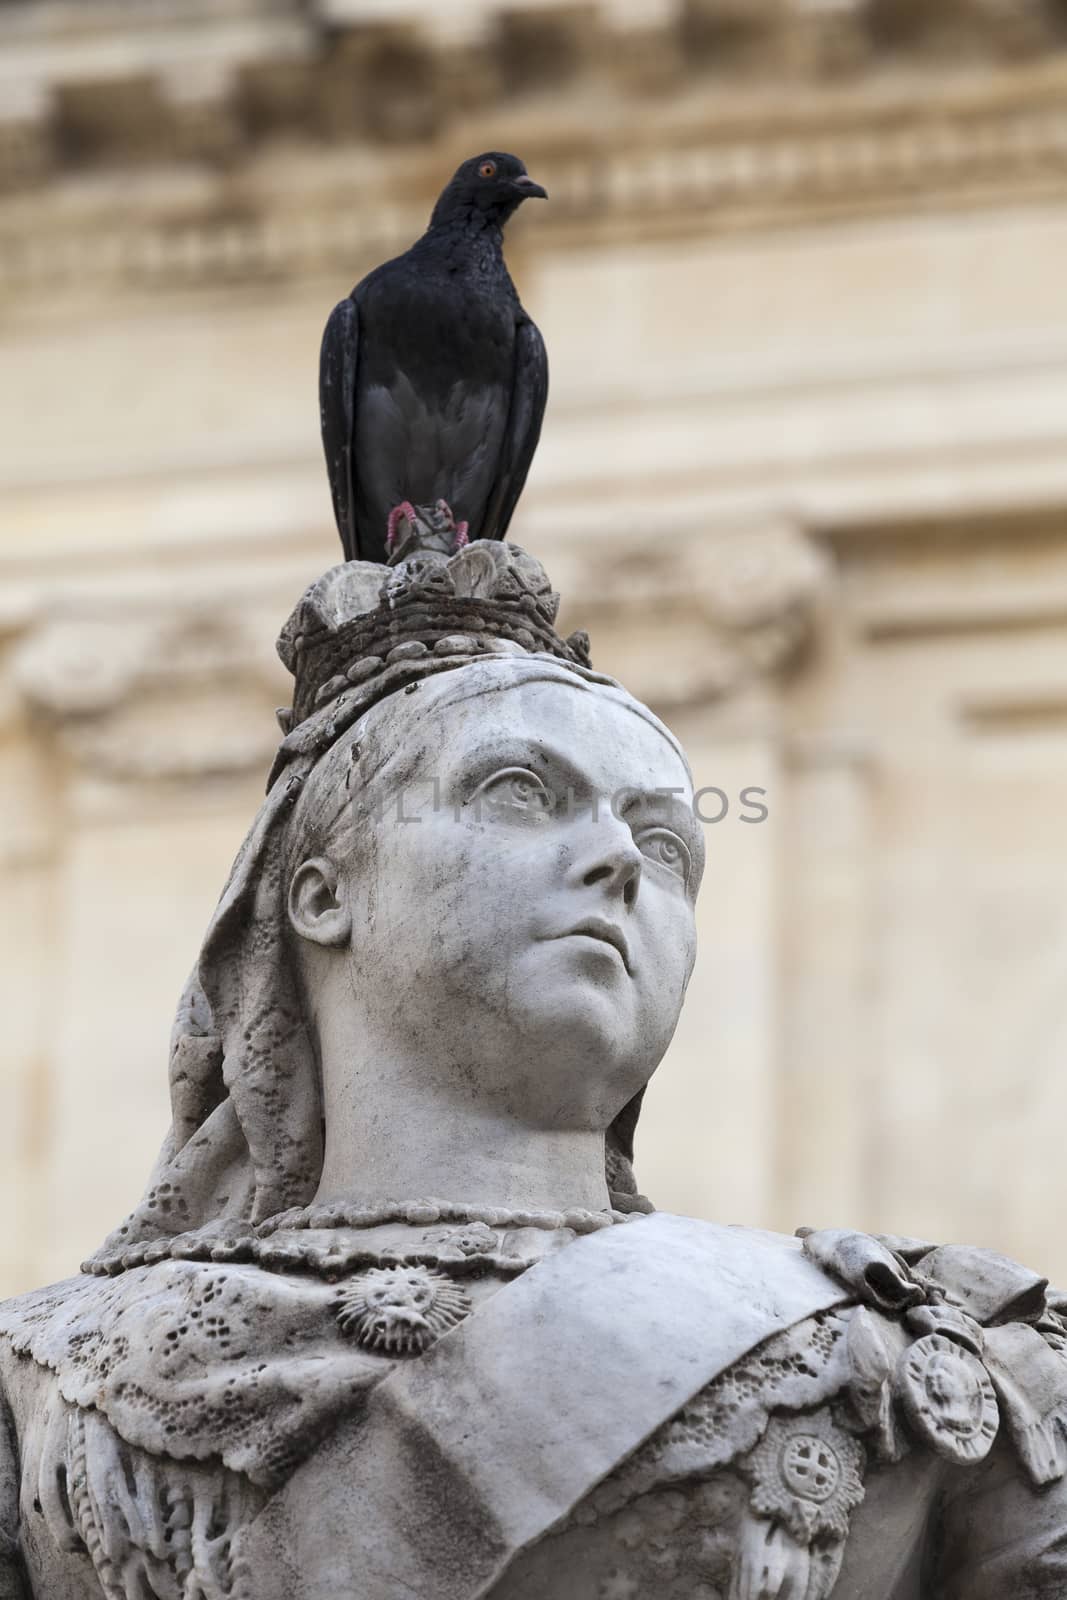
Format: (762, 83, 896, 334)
(288, 858, 352, 948)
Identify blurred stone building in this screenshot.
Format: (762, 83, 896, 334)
(3, 0, 1067, 1293)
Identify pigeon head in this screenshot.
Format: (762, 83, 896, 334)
(430, 151, 547, 231)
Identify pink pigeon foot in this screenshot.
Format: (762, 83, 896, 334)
(452, 521, 470, 550)
(386, 501, 418, 550)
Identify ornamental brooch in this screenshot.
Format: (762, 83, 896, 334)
(896, 1332, 1000, 1465)
(746, 1410, 865, 1544)
(335, 1265, 471, 1355)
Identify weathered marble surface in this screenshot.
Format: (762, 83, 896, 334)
(3, 540, 1067, 1599)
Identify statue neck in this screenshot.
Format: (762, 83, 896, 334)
(311, 1013, 612, 1215)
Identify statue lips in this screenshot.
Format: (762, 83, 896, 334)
(554, 918, 632, 976)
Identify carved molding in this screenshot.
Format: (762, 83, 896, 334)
(7, 77, 1067, 299)
(822, 508, 1067, 641)
(959, 688, 1067, 729)
(10, 610, 287, 782)
(569, 521, 831, 710)
(4, 523, 830, 771)
(5, 3, 1067, 298)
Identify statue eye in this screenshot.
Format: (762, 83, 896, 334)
(470, 766, 552, 814)
(479, 160, 497, 179)
(635, 828, 692, 885)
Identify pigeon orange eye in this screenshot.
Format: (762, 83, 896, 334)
(479, 161, 496, 178)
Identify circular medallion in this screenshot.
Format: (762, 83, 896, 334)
(779, 1433, 842, 1504)
(334, 1265, 471, 1355)
(897, 1333, 999, 1464)
(746, 1410, 865, 1543)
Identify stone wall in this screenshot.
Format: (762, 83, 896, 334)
(4, 0, 1067, 1291)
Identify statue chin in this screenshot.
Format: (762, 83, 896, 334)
(314, 938, 660, 1140)
(497, 959, 671, 1124)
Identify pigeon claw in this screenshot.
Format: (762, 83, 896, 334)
(386, 501, 418, 549)
(452, 521, 470, 550)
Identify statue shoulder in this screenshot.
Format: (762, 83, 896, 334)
(0, 1274, 101, 1438)
(591, 1211, 852, 1304)
(524, 1228, 1067, 1600)
(798, 1226, 1067, 1486)
(626, 1222, 1067, 1508)
(0, 1273, 104, 1353)
(0, 1259, 394, 1599)
(0, 1260, 386, 1489)
(801, 1231, 1067, 1600)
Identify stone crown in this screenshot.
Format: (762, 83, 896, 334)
(276, 506, 592, 736)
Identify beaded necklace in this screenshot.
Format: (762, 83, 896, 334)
(256, 1196, 633, 1238)
(102, 1199, 641, 1281)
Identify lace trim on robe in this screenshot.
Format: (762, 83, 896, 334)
(505, 1310, 862, 1600)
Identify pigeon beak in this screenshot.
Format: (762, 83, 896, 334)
(513, 175, 547, 200)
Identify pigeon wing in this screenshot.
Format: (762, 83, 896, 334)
(481, 315, 548, 543)
(319, 296, 360, 561)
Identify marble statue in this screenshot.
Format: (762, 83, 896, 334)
(3, 525, 1067, 1600)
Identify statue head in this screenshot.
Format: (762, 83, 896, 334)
(287, 658, 702, 1159)
(87, 534, 704, 1275)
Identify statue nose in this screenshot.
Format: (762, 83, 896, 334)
(582, 846, 642, 909)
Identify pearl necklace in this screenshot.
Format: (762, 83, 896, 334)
(256, 1197, 633, 1238)
(91, 1199, 643, 1280)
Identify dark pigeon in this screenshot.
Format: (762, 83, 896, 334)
(320, 151, 549, 565)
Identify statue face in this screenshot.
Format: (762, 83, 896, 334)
(330, 675, 704, 1132)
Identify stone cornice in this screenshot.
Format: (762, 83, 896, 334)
(7, 602, 288, 783)
(4, 5, 1067, 298)
(2, 517, 829, 777)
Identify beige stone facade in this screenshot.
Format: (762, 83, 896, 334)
(4, 0, 1067, 1293)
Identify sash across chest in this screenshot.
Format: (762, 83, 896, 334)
(238, 1213, 848, 1600)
